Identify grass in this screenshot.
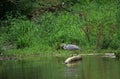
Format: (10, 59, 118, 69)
(0, 0, 120, 56)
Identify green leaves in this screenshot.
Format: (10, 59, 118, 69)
(8, 19, 38, 48)
(0, 0, 119, 51)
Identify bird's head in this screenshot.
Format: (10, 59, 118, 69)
(60, 43, 66, 49)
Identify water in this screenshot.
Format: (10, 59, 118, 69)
(0, 56, 120, 79)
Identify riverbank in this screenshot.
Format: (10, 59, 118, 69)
(0, 48, 119, 60)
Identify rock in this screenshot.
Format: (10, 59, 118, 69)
(65, 55, 82, 64)
(103, 53, 116, 58)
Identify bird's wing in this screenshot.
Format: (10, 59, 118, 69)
(67, 44, 81, 50)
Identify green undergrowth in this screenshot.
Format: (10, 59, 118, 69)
(0, 0, 120, 56)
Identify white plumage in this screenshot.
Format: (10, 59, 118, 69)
(61, 43, 81, 50)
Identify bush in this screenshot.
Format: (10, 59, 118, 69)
(7, 18, 39, 48)
(0, 0, 120, 53)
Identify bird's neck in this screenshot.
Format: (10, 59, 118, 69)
(63, 46, 67, 49)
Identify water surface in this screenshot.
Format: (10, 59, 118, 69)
(0, 56, 120, 79)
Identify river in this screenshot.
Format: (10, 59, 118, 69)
(0, 55, 120, 79)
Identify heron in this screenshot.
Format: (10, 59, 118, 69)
(61, 43, 81, 50)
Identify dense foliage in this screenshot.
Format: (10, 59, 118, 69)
(0, 0, 120, 54)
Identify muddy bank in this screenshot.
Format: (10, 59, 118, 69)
(0, 53, 119, 60)
(0, 55, 17, 60)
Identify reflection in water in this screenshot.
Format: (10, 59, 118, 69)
(0, 56, 120, 79)
(81, 56, 120, 79)
(65, 61, 81, 67)
(64, 61, 83, 79)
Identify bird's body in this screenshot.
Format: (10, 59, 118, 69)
(61, 43, 81, 50)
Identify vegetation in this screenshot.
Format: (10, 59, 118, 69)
(0, 0, 120, 56)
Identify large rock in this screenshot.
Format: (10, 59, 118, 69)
(65, 55, 82, 64)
